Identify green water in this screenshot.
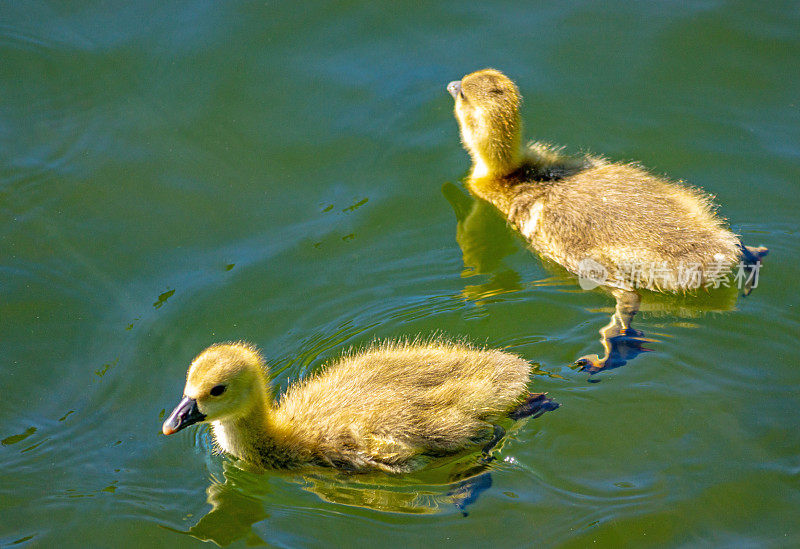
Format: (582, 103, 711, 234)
(2, 2, 799, 547)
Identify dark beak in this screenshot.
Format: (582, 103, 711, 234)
(447, 80, 462, 99)
(162, 396, 206, 435)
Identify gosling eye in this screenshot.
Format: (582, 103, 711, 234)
(209, 384, 227, 397)
(459, 90, 466, 100)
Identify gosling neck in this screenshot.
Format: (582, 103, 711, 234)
(467, 156, 524, 217)
(469, 147, 522, 181)
(211, 387, 296, 468)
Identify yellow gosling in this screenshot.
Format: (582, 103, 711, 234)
(447, 68, 767, 292)
(162, 340, 557, 473)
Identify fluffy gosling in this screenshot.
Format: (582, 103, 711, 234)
(162, 340, 557, 473)
(447, 68, 767, 292)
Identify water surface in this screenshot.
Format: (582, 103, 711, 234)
(2, 2, 799, 547)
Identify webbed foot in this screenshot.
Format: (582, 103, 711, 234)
(575, 330, 656, 375)
(508, 392, 560, 420)
(574, 354, 605, 374)
(742, 245, 769, 263)
(740, 244, 768, 296)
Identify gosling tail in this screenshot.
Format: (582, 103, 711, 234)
(508, 392, 560, 420)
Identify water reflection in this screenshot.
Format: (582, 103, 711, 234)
(442, 183, 749, 375)
(573, 288, 656, 374)
(442, 182, 522, 302)
(297, 460, 493, 515)
(185, 475, 269, 546)
(176, 454, 500, 545)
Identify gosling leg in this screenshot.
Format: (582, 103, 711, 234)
(574, 290, 654, 374)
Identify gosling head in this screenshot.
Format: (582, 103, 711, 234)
(162, 342, 268, 435)
(447, 68, 522, 179)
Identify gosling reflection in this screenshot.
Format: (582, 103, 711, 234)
(178, 454, 508, 545)
(573, 288, 655, 374)
(442, 181, 522, 301)
(574, 283, 753, 373)
(185, 471, 269, 546)
(299, 457, 496, 515)
(443, 183, 750, 375)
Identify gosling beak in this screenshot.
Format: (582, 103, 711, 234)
(162, 396, 206, 435)
(447, 80, 462, 99)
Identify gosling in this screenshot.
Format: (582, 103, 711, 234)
(447, 68, 767, 292)
(162, 340, 557, 473)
